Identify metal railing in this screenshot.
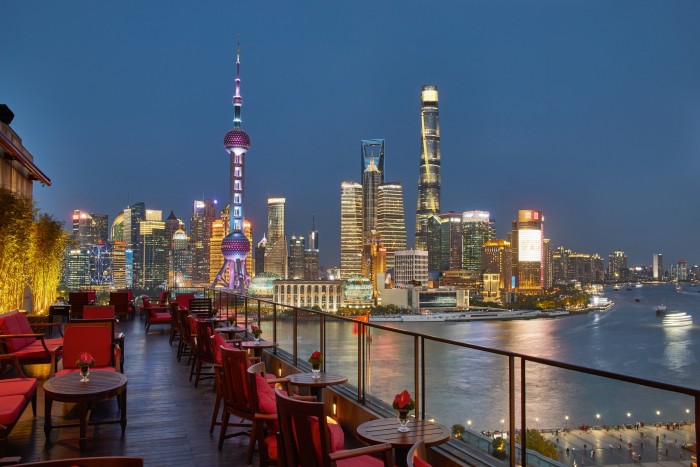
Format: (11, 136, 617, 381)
(170, 287, 699, 467)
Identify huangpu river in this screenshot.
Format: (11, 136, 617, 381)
(271, 283, 699, 432)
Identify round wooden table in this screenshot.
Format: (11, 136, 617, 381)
(285, 372, 347, 401)
(240, 340, 278, 358)
(43, 371, 128, 451)
(357, 417, 450, 467)
(215, 325, 247, 339)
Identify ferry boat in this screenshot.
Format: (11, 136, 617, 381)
(655, 304, 667, 316)
(588, 295, 613, 310)
(662, 312, 692, 327)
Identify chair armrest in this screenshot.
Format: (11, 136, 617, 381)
(329, 443, 393, 461)
(31, 322, 63, 337)
(265, 377, 288, 385)
(254, 413, 278, 421)
(0, 354, 26, 377)
(291, 395, 317, 402)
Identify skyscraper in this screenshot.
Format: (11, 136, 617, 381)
(123, 202, 145, 287)
(426, 213, 461, 271)
(288, 235, 305, 280)
(255, 236, 267, 276)
(376, 182, 407, 271)
(414, 85, 441, 250)
(462, 211, 493, 272)
(264, 198, 287, 278)
(171, 228, 193, 287)
(209, 219, 225, 283)
(340, 181, 363, 278)
(304, 217, 320, 280)
(362, 160, 381, 241)
(191, 199, 217, 283)
(213, 42, 252, 292)
(482, 239, 512, 293)
(511, 209, 544, 295)
(653, 253, 663, 281)
(139, 210, 168, 291)
(608, 250, 628, 282)
(360, 139, 385, 183)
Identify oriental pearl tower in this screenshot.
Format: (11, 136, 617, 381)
(212, 42, 251, 293)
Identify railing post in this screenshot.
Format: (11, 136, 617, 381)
(695, 395, 699, 464)
(521, 358, 527, 467)
(417, 335, 423, 420)
(257, 299, 261, 325)
(320, 314, 326, 372)
(272, 302, 277, 354)
(509, 355, 516, 467)
(357, 321, 364, 403)
(292, 307, 298, 367)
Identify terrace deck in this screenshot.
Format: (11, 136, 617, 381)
(7, 315, 253, 466)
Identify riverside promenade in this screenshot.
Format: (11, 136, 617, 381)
(542, 423, 695, 467)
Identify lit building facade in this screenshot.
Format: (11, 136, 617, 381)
(482, 239, 512, 293)
(288, 235, 305, 280)
(394, 250, 429, 286)
(653, 253, 663, 281)
(426, 213, 461, 271)
(264, 197, 287, 278)
(191, 199, 217, 283)
(139, 211, 168, 291)
(414, 85, 441, 250)
(608, 250, 628, 282)
(209, 219, 225, 283)
(511, 209, 545, 295)
(304, 217, 320, 280)
(340, 181, 363, 278)
(376, 182, 407, 271)
(111, 241, 126, 289)
(360, 139, 385, 183)
(462, 210, 493, 272)
(273, 280, 344, 312)
(172, 229, 193, 287)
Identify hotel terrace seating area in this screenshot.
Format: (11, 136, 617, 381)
(0, 302, 440, 467)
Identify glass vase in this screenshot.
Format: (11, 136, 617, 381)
(397, 410, 410, 432)
(254, 334, 261, 343)
(311, 364, 321, 379)
(80, 366, 90, 383)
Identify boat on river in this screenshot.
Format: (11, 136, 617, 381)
(662, 312, 692, 327)
(656, 304, 667, 316)
(369, 309, 562, 323)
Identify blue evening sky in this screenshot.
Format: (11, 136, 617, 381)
(3, 1, 700, 268)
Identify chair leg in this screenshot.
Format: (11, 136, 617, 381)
(210, 391, 221, 434)
(218, 412, 230, 450)
(247, 419, 261, 464)
(190, 357, 198, 382)
(194, 360, 202, 387)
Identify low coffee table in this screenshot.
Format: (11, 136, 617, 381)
(286, 372, 347, 401)
(43, 371, 128, 451)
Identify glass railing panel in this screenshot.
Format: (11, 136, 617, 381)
(365, 327, 417, 412)
(323, 314, 360, 393)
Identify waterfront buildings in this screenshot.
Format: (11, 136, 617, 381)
(272, 279, 344, 312)
(462, 210, 493, 272)
(191, 199, 216, 284)
(482, 239, 512, 297)
(340, 181, 363, 278)
(511, 209, 545, 295)
(379, 280, 465, 313)
(376, 182, 407, 271)
(414, 85, 442, 251)
(653, 253, 664, 281)
(264, 197, 287, 278)
(608, 250, 628, 282)
(393, 250, 429, 286)
(551, 246, 605, 286)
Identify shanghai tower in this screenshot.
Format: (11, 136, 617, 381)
(414, 85, 441, 250)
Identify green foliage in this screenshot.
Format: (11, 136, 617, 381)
(0, 188, 67, 313)
(451, 424, 466, 439)
(517, 429, 558, 460)
(492, 437, 506, 452)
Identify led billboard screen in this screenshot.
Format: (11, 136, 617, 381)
(518, 229, 542, 262)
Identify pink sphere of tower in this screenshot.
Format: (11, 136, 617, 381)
(221, 231, 251, 261)
(224, 128, 250, 156)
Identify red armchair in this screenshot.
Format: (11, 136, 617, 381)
(83, 305, 116, 320)
(275, 390, 394, 467)
(0, 354, 38, 456)
(109, 292, 134, 321)
(68, 292, 91, 320)
(407, 441, 432, 467)
(57, 320, 120, 376)
(143, 297, 172, 333)
(175, 293, 195, 311)
(0, 311, 63, 377)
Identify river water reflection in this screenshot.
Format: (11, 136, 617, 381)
(274, 284, 699, 431)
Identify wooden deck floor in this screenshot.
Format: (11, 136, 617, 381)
(8, 316, 255, 466)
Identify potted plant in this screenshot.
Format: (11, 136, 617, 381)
(392, 390, 415, 432)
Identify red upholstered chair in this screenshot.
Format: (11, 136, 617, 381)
(68, 292, 91, 319)
(188, 297, 213, 317)
(86, 290, 97, 304)
(190, 319, 220, 387)
(175, 293, 195, 311)
(247, 362, 342, 466)
(209, 332, 243, 434)
(0, 354, 38, 456)
(217, 347, 258, 451)
(83, 305, 116, 320)
(407, 441, 432, 467)
(143, 297, 172, 333)
(57, 321, 120, 376)
(110, 292, 134, 321)
(0, 311, 63, 377)
(275, 390, 394, 467)
(174, 307, 194, 362)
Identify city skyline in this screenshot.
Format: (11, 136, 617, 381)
(3, 1, 700, 267)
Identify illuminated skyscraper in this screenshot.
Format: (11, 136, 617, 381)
(139, 210, 168, 291)
(191, 199, 216, 283)
(264, 198, 287, 278)
(376, 182, 407, 271)
(213, 43, 252, 292)
(462, 211, 493, 272)
(255, 235, 267, 276)
(360, 139, 385, 183)
(288, 235, 305, 280)
(608, 250, 628, 282)
(209, 219, 225, 283)
(482, 239, 512, 293)
(165, 211, 185, 248)
(122, 202, 145, 287)
(304, 217, 320, 280)
(172, 229, 193, 287)
(653, 253, 663, 281)
(511, 210, 544, 295)
(340, 181, 363, 278)
(414, 85, 441, 250)
(426, 212, 461, 271)
(362, 160, 381, 241)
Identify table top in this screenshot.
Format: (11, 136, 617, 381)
(240, 340, 278, 350)
(44, 371, 128, 398)
(356, 417, 450, 448)
(286, 372, 348, 388)
(215, 325, 246, 334)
